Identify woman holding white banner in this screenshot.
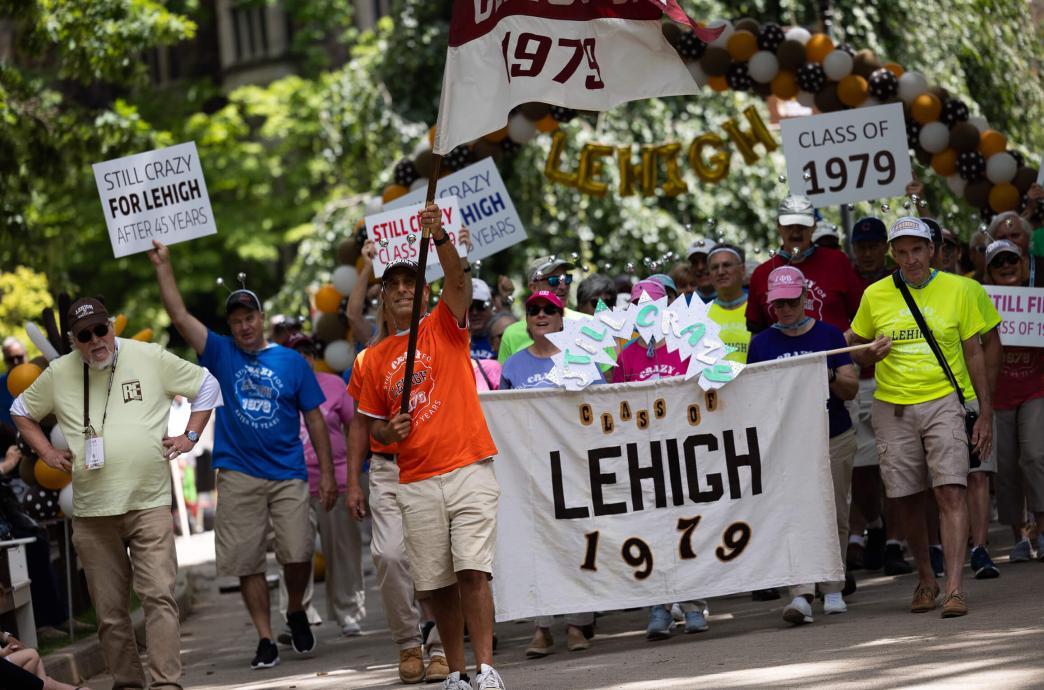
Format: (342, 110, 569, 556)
(983, 240, 1044, 562)
(747, 266, 859, 626)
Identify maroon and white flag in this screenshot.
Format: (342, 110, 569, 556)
(433, 0, 722, 155)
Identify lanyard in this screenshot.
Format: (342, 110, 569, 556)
(82, 347, 120, 437)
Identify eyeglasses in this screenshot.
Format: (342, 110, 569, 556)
(989, 253, 1020, 268)
(772, 297, 804, 309)
(3, 354, 25, 366)
(544, 275, 573, 288)
(76, 323, 109, 343)
(526, 304, 562, 317)
(469, 300, 490, 312)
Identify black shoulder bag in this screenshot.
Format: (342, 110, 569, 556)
(892, 272, 980, 468)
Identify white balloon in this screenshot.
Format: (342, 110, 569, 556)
(797, 90, 816, 108)
(409, 177, 427, 192)
(332, 265, 358, 295)
(59, 484, 73, 517)
(49, 425, 69, 451)
(897, 71, 928, 104)
(918, 122, 950, 154)
(25, 322, 59, 361)
(822, 50, 854, 81)
(686, 60, 709, 87)
(323, 339, 354, 372)
(364, 196, 382, 215)
(968, 115, 990, 133)
(506, 114, 537, 144)
(785, 27, 811, 45)
(858, 96, 882, 109)
(708, 20, 733, 48)
(985, 152, 1017, 184)
(747, 51, 780, 84)
(946, 174, 967, 197)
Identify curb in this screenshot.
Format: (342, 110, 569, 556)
(45, 565, 198, 685)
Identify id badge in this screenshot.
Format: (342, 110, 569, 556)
(85, 436, 105, 470)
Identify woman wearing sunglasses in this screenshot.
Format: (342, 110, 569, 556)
(983, 240, 1044, 562)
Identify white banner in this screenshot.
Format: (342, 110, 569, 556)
(985, 285, 1044, 347)
(364, 197, 466, 280)
(385, 158, 527, 265)
(781, 103, 912, 207)
(481, 355, 841, 621)
(92, 141, 216, 258)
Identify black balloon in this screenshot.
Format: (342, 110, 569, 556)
(835, 42, 855, 56)
(957, 151, 986, 181)
(677, 30, 707, 61)
(906, 119, 922, 149)
(21, 487, 60, 521)
(867, 68, 898, 101)
(940, 99, 969, 127)
(500, 138, 522, 155)
(549, 105, 577, 122)
(726, 62, 753, 91)
(393, 159, 419, 187)
(758, 23, 786, 51)
(445, 144, 475, 172)
(796, 63, 827, 93)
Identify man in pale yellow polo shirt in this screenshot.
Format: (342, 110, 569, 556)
(12, 297, 221, 690)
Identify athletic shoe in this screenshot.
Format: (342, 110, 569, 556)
(525, 628, 553, 658)
(823, 592, 847, 615)
(864, 527, 886, 571)
(399, 647, 425, 684)
(970, 545, 1000, 579)
(883, 543, 913, 575)
(287, 610, 315, 654)
(1009, 538, 1032, 563)
(929, 545, 945, 578)
(440, 671, 471, 690)
(684, 610, 709, 633)
(250, 638, 279, 669)
(941, 590, 968, 618)
(751, 587, 781, 601)
(910, 583, 939, 613)
(842, 573, 857, 597)
(566, 625, 590, 651)
(846, 540, 865, 571)
(670, 602, 685, 622)
(341, 619, 362, 637)
(473, 663, 505, 689)
(782, 597, 813, 625)
(646, 605, 673, 641)
(425, 655, 449, 683)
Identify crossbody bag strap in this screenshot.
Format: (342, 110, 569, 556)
(473, 357, 494, 390)
(892, 271, 965, 405)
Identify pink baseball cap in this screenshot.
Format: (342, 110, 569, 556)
(630, 279, 667, 302)
(766, 266, 807, 302)
(526, 290, 564, 309)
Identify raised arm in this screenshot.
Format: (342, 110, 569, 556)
(148, 240, 208, 354)
(421, 204, 468, 323)
(347, 241, 376, 345)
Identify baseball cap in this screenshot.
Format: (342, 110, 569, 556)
(472, 278, 492, 303)
(528, 256, 575, 283)
(812, 221, 839, 243)
(381, 259, 420, 283)
(985, 239, 1021, 265)
(766, 266, 807, 302)
(778, 195, 816, 227)
(686, 237, 716, 259)
(852, 217, 887, 243)
(888, 216, 932, 243)
(68, 298, 111, 333)
(647, 273, 678, 295)
(630, 279, 668, 302)
(525, 290, 564, 310)
(285, 332, 314, 351)
(225, 289, 263, 315)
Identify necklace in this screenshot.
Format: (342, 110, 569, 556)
(900, 268, 938, 289)
(773, 316, 812, 332)
(777, 245, 816, 263)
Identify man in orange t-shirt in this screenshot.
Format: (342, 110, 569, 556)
(357, 204, 501, 690)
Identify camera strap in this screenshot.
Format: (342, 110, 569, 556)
(891, 271, 965, 406)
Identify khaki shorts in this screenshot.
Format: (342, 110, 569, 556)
(966, 398, 997, 474)
(215, 469, 313, 577)
(396, 459, 499, 592)
(872, 393, 970, 498)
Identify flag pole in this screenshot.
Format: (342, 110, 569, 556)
(399, 155, 443, 414)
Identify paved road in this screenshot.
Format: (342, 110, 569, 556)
(85, 532, 1044, 689)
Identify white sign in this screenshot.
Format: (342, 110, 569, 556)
(781, 102, 912, 207)
(93, 142, 216, 258)
(481, 355, 841, 621)
(985, 286, 1044, 347)
(1037, 152, 1043, 186)
(365, 197, 465, 279)
(386, 158, 527, 266)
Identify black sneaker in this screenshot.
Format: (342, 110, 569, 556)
(929, 545, 945, 578)
(842, 573, 857, 597)
(251, 638, 280, 669)
(883, 543, 913, 575)
(846, 542, 865, 571)
(287, 610, 316, 654)
(970, 545, 1000, 579)
(863, 528, 886, 571)
(751, 587, 781, 601)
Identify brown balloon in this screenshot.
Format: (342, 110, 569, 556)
(337, 237, 360, 266)
(700, 46, 732, 76)
(776, 40, 806, 71)
(720, 105, 778, 164)
(735, 17, 761, 34)
(964, 178, 992, 208)
(655, 143, 688, 196)
(688, 133, 730, 183)
(545, 130, 578, 187)
(1014, 167, 1038, 195)
(577, 143, 614, 197)
(315, 312, 346, 344)
(949, 122, 980, 153)
(814, 82, 844, 113)
(472, 140, 504, 162)
(662, 22, 682, 45)
(519, 102, 551, 121)
(929, 86, 949, 104)
(414, 149, 435, 178)
(915, 147, 933, 166)
(852, 49, 882, 78)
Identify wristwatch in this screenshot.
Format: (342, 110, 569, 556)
(185, 430, 200, 443)
(432, 232, 451, 247)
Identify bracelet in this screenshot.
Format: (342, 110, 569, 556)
(432, 232, 451, 247)
(462, 262, 472, 273)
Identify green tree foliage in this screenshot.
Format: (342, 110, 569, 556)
(0, 266, 54, 358)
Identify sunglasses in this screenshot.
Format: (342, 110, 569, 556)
(526, 304, 562, 317)
(772, 297, 804, 309)
(469, 300, 490, 312)
(989, 253, 1020, 268)
(544, 275, 573, 288)
(76, 323, 109, 343)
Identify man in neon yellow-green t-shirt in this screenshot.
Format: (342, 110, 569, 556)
(706, 244, 751, 363)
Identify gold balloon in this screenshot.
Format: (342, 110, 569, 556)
(720, 105, 778, 165)
(688, 133, 730, 183)
(130, 328, 153, 342)
(655, 143, 688, 197)
(544, 130, 578, 187)
(617, 145, 657, 197)
(576, 143, 614, 197)
(113, 314, 128, 337)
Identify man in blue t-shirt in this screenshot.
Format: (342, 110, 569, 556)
(747, 265, 859, 627)
(150, 241, 336, 670)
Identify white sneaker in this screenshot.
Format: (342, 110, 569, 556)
(441, 671, 472, 690)
(473, 663, 506, 689)
(341, 619, 362, 636)
(782, 596, 813, 625)
(669, 602, 685, 622)
(823, 592, 847, 615)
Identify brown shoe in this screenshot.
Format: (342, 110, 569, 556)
(566, 625, 590, 652)
(424, 654, 449, 683)
(941, 590, 968, 618)
(910, 582, 940, 613)
(525, 627, 554, 658)
(399, 647, 424, 684)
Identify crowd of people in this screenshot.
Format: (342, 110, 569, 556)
(1, 180, 1042, 690)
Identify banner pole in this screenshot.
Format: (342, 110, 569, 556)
(399, 155, 443, 414)
(822, 342, 873, 356)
